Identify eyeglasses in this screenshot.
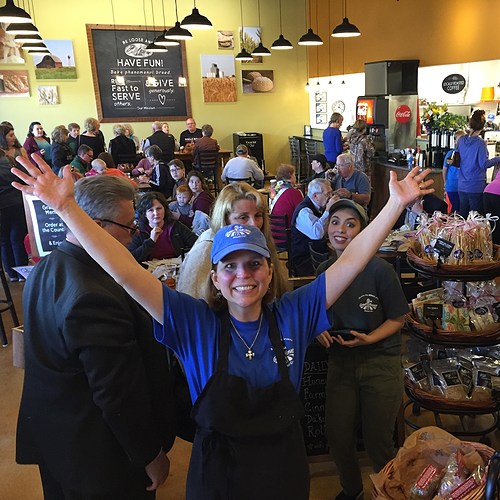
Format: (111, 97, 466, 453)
(98, 219, 139, 234)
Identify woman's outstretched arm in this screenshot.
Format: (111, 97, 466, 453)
(11, 153, 164, 323)
(324, 166, 434, 309)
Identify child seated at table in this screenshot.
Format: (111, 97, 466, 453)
(85, 158, 107, 176)
(169, 184, 194, 218)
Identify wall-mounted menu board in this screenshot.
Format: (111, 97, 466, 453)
(86, 25, 191, 123)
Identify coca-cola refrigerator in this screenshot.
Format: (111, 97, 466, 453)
(356, 94, 418, 152)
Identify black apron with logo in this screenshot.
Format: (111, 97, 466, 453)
(186, 305, 309, 500)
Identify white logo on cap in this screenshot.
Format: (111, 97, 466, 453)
(225, 225, 252, 239)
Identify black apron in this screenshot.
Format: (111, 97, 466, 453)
(186, 306, 309, 500)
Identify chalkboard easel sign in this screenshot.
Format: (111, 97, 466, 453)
(22, 194, 66, 258)
(86, 24, 192, 123)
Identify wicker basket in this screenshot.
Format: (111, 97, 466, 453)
(406, 313, 500, 346)
(407, 245, 500, 279)
(404, 376, 500, 413)
(372, 441, 495, 499)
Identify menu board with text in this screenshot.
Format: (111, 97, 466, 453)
(87, 25, 191, 122)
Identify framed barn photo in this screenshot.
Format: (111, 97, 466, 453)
(33, 40, 77, 80)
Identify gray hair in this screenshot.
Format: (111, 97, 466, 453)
(113, 124, 125, 136)
(74, 176, 135, 220)
(336, 153, 354, 167)
(307, 178, 330, 197)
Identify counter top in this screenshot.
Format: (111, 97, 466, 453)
(374, 158, 442, 174)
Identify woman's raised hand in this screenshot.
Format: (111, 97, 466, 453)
(389, 166, 434, 209)
(11, 153, 76, 214)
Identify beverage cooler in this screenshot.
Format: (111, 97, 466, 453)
(356, 94, 418, 152)
(232, 132, 265, 172)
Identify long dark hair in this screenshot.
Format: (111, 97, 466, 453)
(136, 191, 173, 228)
(27, 121, 49, 140)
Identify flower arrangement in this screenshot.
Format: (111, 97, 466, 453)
(421, 100, 468, 132)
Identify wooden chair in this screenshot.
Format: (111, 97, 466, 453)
(269, 213, 295, 277)
(308, 240, 330, 273)
(304, 140, 318, 173)
(194, 148, 220, 195)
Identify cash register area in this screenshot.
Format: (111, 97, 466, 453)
(1, 281, 499, 499)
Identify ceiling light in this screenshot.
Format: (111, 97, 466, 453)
(180, 4, 212, 30)
(271, 34, 293, 50)
(165, 21, 192, 40)
(235, 48, 253, 61)
(146, 40, 168, 52)
(298, 28, 323, 46)
(22, 42, 47, 49)
(155, 29, 180, 46)
(14, 33, 42, 44)
(6, 21, 38, 35)
(252, 42, 271, 57)
(331, 17, 360, 37)
(0, 0, 32, 23)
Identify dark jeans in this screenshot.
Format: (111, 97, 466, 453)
(446, 191, 460, 214)
(458, 191, 483, 218)
(483, 192, 500, 245)
(0, 204, 28, 279)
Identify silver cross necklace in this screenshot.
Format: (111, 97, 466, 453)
(229, 313, 264, 360)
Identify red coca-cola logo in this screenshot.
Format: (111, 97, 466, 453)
(395, 105, 411, 123)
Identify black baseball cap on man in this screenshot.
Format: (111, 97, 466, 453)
(310, 154, 328, 167)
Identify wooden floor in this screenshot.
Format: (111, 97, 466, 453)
(1, 279, 499, 499)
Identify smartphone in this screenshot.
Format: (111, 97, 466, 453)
(330, 329, 355, 341)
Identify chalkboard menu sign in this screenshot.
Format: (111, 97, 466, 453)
(23, 195, 66, 258)
(86, 25, 191, 123)
(299, 343, 329, 456)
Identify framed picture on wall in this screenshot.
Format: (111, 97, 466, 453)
(38, 86, 59, 105)
(316, 113, 327, 124)
(0, 69, 29, 97)
(217, 30, 234, 50)
(32, 40, 77, 80)
(242, 70, 274, 94)
(315, 91, 327, 102)
(0, 24, 24, 64)
(200, 54, 236, 103)
(86, 24, 191, 122)
(316, 102, 327, 113)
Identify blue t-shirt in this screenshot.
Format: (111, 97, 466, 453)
(153, 273, 331, 403)
(443, 149, 459, 192)
(323, 127, 343, 164)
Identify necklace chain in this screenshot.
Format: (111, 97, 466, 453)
(229, 313, 263, 361)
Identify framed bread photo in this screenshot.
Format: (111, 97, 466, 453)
(241, 70, 274, 94)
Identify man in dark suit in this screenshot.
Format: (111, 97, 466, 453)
(16, 176, 176, 499)
(143, 121, 176, 163)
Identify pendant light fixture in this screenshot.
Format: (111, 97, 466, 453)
(145, 0, 168, 52)
(331, 0, 360, 38)
(0, 0, 32, 23)
(156, 0, 179, 46)
(165, 0, 193, 41)
(27, 46, 49, 54)
(23, 42, 48, 52)
(298, 0, 323, 46)
(327, 0, 332, 85)
(110, 0, 125, 84)
(180, 0, 212, 30)
(14, 33, 42, 44)
(251, 0, 271, 57)
(235, 0, 253, 61)
(271, 0, 292, 50)
(6, 21, 38, 35)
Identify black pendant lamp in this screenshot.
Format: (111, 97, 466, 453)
(14, 33, 42, 44)
(165, 0, 192, 40)
(271, 0, 292, 50)
(180, 0, 212, 30)
(6, 21, 38, 35)
(251, 0, 271, 57)
(298, 0, 323, 46)
(331, 0, 360, 37)
(0, 0, 32, 23)
(235, 0, 253, 61)
(156, 0, 179, 46)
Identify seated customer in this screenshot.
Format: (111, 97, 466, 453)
(85, 158, 108, 176)
(70, 144, 93, 175)
(331, 153, 371, 208)
(144, 145, 174, 198)
(270, 163, 304, 247)
(169, 184, 193, 218)
(221, 144, 264, 187)
(172, 170, 214, 228)
(290, 178, 334, 276)
(168, 159, 187, 197)
(305, 154, 329, 183)
(192, 124, 219, 167)
(128, 192, 197, 262)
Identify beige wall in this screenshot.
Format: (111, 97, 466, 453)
(310, 0, 500, 76)
(1, 0, 310, 174)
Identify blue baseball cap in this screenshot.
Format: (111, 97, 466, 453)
(211, 224, 270, 264)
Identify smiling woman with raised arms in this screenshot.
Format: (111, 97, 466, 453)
(11, 154, 433, 500)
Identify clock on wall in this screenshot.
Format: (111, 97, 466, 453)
(332, 100, 345, 113)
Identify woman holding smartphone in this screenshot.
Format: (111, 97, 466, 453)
(316, 199, 409, 500)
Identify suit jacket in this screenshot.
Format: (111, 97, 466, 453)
(16, 241, 176, 494)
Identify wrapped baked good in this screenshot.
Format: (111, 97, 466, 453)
(415, 212, 494, 265)
(436, 450, 468, 498)
(430, 358, 466, 399)
(409, 464, 443, 499)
